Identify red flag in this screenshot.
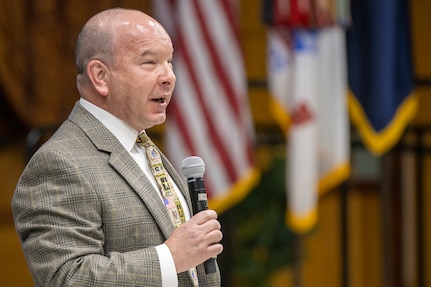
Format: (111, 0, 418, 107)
(154, 0, 260, 213)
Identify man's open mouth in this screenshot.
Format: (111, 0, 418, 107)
(152, 98, 166, 103)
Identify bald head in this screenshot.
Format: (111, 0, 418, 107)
(75, 8, 165, 74)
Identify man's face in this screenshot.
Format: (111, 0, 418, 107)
(106, 15, 176, 131)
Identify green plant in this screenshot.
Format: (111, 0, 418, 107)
(229, 152, 295, 286)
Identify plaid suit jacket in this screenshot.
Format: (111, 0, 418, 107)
(12, 102, 221, 287)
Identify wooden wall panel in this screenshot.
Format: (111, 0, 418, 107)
(0, 0, 151, 128)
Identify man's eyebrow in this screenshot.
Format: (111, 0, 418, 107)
(140, 51, 156, 57)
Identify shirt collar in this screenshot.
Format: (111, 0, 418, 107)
(79, 98, 141, 152)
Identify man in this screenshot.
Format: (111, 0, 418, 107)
(12, 8, 222, 287)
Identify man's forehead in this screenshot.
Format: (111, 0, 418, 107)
(115, 17, 167, 36)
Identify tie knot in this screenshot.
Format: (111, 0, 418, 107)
(136, 133, 151, 145)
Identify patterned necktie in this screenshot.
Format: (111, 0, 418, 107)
(136, 133, 199, 286)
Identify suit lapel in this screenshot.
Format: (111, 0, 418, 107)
(109, 150, 175, 238)
(69, 102, 175, 239)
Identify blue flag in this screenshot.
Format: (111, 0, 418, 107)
(347, 0, 417, 155)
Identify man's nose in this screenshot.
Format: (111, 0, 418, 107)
(159, 63, 176, 85)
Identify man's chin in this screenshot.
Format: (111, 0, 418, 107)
(148, 116, 167, 127)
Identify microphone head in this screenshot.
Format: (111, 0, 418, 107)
(181, 156, 205, 178)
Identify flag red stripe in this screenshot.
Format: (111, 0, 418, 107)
(220, 0, 242, 57)
(274, 0, 290, 26)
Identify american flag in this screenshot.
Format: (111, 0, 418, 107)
(153, 0, 260, 213)
(164, 197, 176, 210)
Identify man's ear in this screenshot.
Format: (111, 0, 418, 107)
(86, 60, 109, 96)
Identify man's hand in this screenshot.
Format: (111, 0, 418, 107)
(165, 209, 223, 273)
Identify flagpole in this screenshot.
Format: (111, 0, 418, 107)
(340, 182, 350, 287)
(292, 234, 303, 287)
(414, 128, 425, 287)
(380, 153, 394, 287)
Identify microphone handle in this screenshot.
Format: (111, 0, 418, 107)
(204, 257, 217, 274)
(187, 177, 217, 274)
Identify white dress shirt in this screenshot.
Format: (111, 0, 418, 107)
(80, 98, 191, 287)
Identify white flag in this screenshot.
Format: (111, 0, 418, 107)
(267, 27, 350, 233)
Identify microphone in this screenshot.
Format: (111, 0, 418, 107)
(181, 156, 217, 274)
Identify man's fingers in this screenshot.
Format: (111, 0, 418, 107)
(190, 209, 218, 225)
